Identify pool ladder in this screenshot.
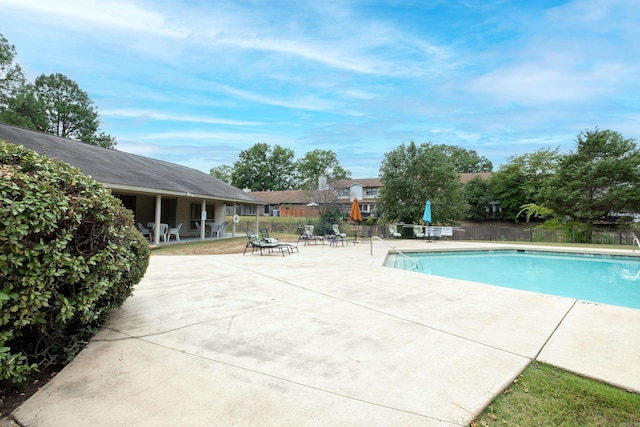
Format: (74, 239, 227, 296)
(370, 236, 420, 270)
(633, 233, 640, 252)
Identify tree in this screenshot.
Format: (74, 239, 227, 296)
(545, 129, 640, 229)
(209, 165, 233, 184)
(295, 149, 351, 189)
(463, 175, 494, 220)
(378, 141, 467, 224)
(0, 33, 26, 108)
(441, 145, 493, 173)
(33, 73, 116, 148)
(0, 84, 47, 131)
(491, 148, 560, 221)
(231, 143, 296, 191)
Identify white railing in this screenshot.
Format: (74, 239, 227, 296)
(370, 236, 420, 271)
(633, 233, 640, 252)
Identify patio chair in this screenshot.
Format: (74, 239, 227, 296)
(138, 223, 152, 241)
(147, 222, 168, 242)
(413, 225, 426, 239)
(217, 221, 229, 237)
(243, 230, 290, 256)
(388, 224, 401, 237)
(167, 223, 182, 241)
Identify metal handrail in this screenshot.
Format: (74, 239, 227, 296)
(370, 236, 420, 271)
(633, 233, 640, 252)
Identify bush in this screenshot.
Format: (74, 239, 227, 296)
(0, 140, 150, 386)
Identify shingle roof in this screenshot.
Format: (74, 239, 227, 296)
(0, 123, 262, 204)
(251, 190, 311, 204)
(460, 172, 492, 183)
(334, 178, 382, 188)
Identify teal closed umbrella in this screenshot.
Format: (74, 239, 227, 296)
(423, 200, 432, 224)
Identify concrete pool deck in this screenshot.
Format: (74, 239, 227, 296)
(10, 240, 640, 426)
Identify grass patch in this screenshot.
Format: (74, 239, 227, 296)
(471, 362, 640, 427)
(150, 233, 299, 255)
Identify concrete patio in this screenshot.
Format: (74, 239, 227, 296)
(10, 240, 640, 426)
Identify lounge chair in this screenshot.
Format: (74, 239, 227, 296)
(243, 231, 290, 256)
(326, 224, 348, 246)
(297, 225, 321, 245)
(388, 224, 401, 237)
(259, 227, 299, 253)
(413, 225, 426, 239)
(332, 224, 347, 238)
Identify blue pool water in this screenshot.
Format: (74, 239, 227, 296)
(385, 250, 640, 309)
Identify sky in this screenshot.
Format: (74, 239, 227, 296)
(1, 0, 639, 178)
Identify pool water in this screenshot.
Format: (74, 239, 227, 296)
(385, 250, 640, 310)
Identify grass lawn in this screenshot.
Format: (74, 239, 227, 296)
(471, 362, 640, 427)
(152, 238, 640, 426)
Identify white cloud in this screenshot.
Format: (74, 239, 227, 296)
(102, 109, 262, 126)
(0, 0, 190, 38)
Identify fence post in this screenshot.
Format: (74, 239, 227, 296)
(530, 226, 533, 242)
(489, 224, 492, 241)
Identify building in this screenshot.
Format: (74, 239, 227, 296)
(0, 123, 264, 243)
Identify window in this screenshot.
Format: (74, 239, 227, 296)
(365, 188, 379, 196)
(190, 203, 215, 230)
(336, 188, 349, 197)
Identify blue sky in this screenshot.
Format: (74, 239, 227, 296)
(1, 0, 639, 178)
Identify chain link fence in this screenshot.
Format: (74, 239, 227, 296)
(237, 217, 639, 247)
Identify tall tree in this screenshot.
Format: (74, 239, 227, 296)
(545, 129, 640, 228)
(463, 175, 494, 221)
(440, 145, 493, 173)
(491, 148, 560, 221)
(378, 141, 467, 224)
(209, 165, 233, 184)
(0, 84, 47, 130)
(231, 143, 296, 191)
(33, 73, 116, 148)
(0, 33, 26, 109)
(34, 73, 98, 140)
(295, 149, 351, 189)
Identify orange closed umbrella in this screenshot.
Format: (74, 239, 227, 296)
(349, 197, 363, 222)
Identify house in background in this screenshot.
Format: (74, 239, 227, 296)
(333, 178, 382, 218)
(249, 173, 499, 220)
(248, 178, 382, 218)
(0, 123, 264, 243)
(249, 190, 320, 217)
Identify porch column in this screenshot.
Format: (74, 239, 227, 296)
(232, 203, 237, 237)
(200, 199, 206, 240)
(255, 206, 259, 232)
(153, 195, 162, 244)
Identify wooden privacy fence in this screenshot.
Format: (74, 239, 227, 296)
(277, 207, 320, 218)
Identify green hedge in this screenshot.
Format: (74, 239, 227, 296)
(0, 140, 150, 385)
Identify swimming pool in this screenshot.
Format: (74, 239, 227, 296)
(384, 249, 640, 310)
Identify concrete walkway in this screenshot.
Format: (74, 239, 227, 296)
(10, 241, 640, 426)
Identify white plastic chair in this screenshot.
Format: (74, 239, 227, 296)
(138, 223, 152, 241)
(168, 223, 182, 241)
